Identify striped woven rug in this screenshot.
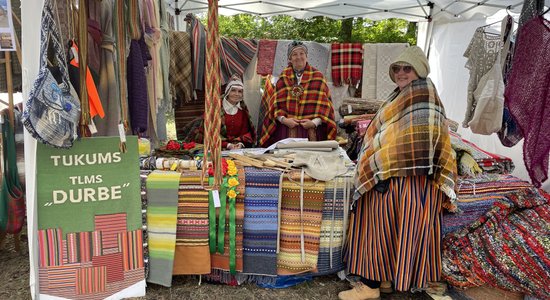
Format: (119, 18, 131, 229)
(277, 170, 325, 275)
(242, 167, 281, 276)
(146, 170, 181, 287)
(172, 170, 211, 275)
(315, 175, 353, 275)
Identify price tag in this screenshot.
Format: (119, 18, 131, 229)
(212, 190, 221, 208)
(88, 120, 98, 134)
(347, 104, 352, 114)
(118, 123, 126, 143)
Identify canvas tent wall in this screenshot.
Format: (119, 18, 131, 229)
(21, 0, 549, 298)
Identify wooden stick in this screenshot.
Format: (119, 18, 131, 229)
(228, 153, 264, 168)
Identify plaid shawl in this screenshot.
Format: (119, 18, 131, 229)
(331, 43, 363, 87)
(169, 30, 193, 104)
(355, 78, 457, 207)
(259, 64, 337, 146)
(258, 76, 276, 146)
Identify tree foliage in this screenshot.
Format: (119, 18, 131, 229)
(202, 14, 416, 44)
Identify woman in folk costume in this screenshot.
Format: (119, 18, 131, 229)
(259, 41, 337, 146)
(193, 75, 256, 149)
(340, 46, 457, 300)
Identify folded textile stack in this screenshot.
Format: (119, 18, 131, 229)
(338, 98, 385, 118)
(450, 132, 514, 174)
(442, 174, 532, 235)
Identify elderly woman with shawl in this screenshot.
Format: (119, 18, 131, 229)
(259, 41, 337, 146)
(193, 75, 256, 149)
(340, 46, 457, 300)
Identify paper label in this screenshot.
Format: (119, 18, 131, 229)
(347, 104, 352, 114)
(88, 120, 97, 134)
(212, 190, 221, 208)
(118, 123, 126, 143)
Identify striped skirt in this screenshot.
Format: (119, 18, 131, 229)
(345, 176, 445, 291)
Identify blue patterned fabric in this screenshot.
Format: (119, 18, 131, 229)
(242, 167, 281, 276)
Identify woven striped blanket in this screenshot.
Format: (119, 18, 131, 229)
(242, 167, 281, 276)
(442, 174, 533, 235)
(220, 37, 257, 85)
(315, 175, 353, 275)
(277, 170, 325, 275)
(172, 170, 211, 275)
(146, 170, 181, 287)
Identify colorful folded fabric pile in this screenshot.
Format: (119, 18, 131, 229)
(442, 187, 550, 299)
(450, 132, 515, 174)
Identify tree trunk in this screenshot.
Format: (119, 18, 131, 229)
(339, 18, 353, 42)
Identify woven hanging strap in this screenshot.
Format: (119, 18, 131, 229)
(128, 0, 141, 40)
(116, 0, 129, 152)
(78, 0, 90, 135)
(202, 0, 222, 188)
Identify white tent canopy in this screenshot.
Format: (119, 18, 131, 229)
(22, 1, 549, 298)
(168, 0, 528, 21)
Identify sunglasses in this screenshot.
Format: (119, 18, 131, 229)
(391, 65, 413, 74)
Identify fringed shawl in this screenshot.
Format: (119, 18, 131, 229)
(355, 78, 457, 208)
(259, 64, 337, 145)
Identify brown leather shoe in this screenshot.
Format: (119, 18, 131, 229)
(380, 281, 393, 293)
(338, 282, 381, 300)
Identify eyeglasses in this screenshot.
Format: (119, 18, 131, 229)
(391, 65, 413, 74)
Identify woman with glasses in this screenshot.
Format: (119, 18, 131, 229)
(258, 41, 337, 147)
(340, 46, 457, 300)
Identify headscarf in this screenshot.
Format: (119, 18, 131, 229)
(287, 40, 308, 59)
(224, 74, 244, 95)
(389, 46, 430, 83)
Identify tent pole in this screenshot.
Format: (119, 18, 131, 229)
(424, 2, 434, 58)
(6, 51, 14, 128)
(10, 9, 23, 65)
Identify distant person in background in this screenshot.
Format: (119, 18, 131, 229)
(340, 46, 457, 300)
(193, 75, 256, 149)
(259, 41, 336, 146)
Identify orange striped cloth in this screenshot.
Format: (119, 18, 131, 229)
(345, 176, 445, 291)
(172, 171, 211, 275)
(276, 169, 325, 275)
